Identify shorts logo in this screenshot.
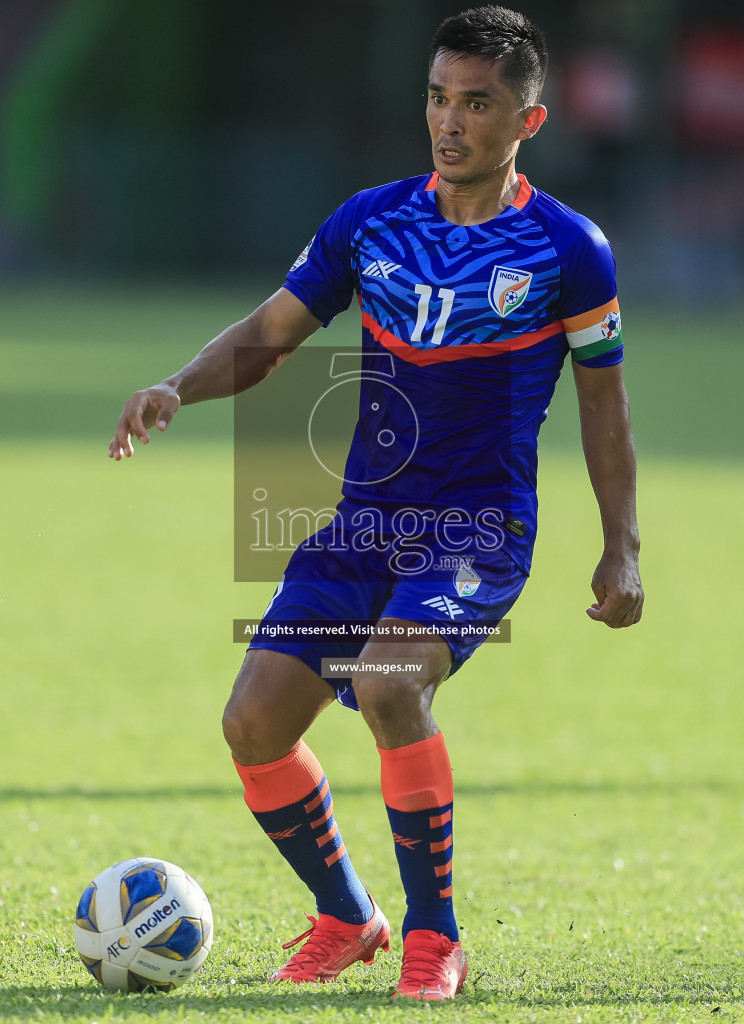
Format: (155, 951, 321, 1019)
(289, 236, 315, 272)
(600, 310, 621, 341)
(454, 559, 481, 597)
(488, 266, 532, 317)
(421, 595, 464, 619)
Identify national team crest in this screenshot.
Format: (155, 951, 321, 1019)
(488, 265, 533, 317)
(454, 559, 481, 598)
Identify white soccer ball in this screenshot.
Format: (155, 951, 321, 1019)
(74, 857, 213, 992)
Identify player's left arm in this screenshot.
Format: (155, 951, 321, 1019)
(573, 361, 644, 628)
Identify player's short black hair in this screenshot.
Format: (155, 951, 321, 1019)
(429, 6, 548, 107)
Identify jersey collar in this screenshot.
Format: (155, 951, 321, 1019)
(424, 171, 532, 211)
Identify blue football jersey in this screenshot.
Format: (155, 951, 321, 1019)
(283, 173, 623, 574)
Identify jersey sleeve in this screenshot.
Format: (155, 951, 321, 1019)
(282, 194, 360, 327)
(558, 220, 624, 367)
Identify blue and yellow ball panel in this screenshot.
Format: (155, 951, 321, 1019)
(75, 882, 99, 933)
(126, 970, 175, 993)
(78, 953, 103, 983)
(120, 863, 167, 924)
(144, 917, 203, 960)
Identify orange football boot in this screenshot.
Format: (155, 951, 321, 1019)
(392, 929, 468, 1000)
(270, 897, 390, 983)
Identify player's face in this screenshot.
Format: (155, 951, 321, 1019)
(426, 50, 546, 186)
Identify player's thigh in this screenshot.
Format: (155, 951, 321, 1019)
(352, 618, 452, 729)
(357, 618, 452, 691)
(223, 649, 334, 765)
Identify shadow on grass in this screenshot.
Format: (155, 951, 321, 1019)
(1, 979, 741, 1019)
(2, 778, 743, 802)
(0, 983, 395, 1019)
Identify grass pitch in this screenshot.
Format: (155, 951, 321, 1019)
(1, 286, 743, 1023)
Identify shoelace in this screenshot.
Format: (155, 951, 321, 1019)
(399, 934, 453, 988)
(281, 913, 318, 951)
(280, 913, 352, 969)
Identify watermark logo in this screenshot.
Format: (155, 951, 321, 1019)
(245, 494, 506, 577)
(234, 346, 513, 583)
(306, 353, 418, 485)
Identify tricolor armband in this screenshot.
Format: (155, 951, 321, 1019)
(563, 298, 623, 362)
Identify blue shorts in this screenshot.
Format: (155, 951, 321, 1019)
(248, 517, 528, 710)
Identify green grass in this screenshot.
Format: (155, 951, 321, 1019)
(1, 286, 743, 1022)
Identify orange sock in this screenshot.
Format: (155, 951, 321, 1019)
(379, 732, 458, 940)
(233, 740, 324, 812)
(232, 741, 371, 925)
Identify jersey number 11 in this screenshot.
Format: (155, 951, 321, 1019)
(411, 284, 456, 347)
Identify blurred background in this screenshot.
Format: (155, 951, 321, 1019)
(1, 0, 743, 794)
(2, 0, 743, 299)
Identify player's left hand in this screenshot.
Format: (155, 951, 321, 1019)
(586, 551, 644, 628)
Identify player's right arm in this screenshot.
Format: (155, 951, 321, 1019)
(108, 288, 321, 460)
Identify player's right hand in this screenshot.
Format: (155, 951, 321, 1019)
(108, 385, 181, 460)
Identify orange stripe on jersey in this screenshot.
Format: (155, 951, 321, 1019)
(361, 311, 563, 366)
(316, 821, 340, 848)
(562, 297, 619, 333)
(439, 885, 453, 899)
(429, 810, 452, 829)
(304, 778, 330, 814)
(434, 859, 453, 878)
(512, 173, 532, 210)
(425, 172, 439, 191)
(325, 844, 346, 868)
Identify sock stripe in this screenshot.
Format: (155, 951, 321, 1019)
(316, 820, 340, 848)
(325, 844, 347, 868)
(434, 858, 453, 878)
(304, 778, 330, 813)
(439, 885, 453, 899)
(429, 810, 452, 828)
(430, 835, 453, 854)
(309, 803, 334, 829)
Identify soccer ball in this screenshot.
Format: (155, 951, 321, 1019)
(74, 857, 213, 992)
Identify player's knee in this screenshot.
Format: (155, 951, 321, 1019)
(222, 691, 301, 766)
(222, 697, 267, 764)
(354, 674, 420, 727)
(221, 697, 248, 757)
